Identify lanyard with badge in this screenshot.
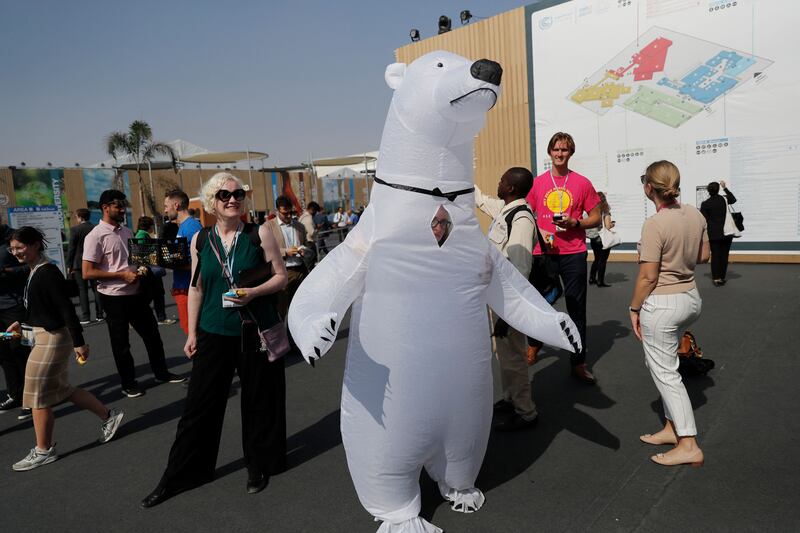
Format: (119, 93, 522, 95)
(212, 223, 242, 308)
(23, 261, 49, 309)
(550, 170, 570, 232)
(21, 261, 48, 347)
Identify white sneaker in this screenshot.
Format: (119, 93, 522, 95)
(99, 408, 124, 443)
(12, 445, 58, 471)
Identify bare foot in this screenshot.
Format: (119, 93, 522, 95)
(651, 446, 704, 467)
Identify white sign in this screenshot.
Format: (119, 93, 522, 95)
(7, 206, 67, 274)
(530, 0, 800, 246)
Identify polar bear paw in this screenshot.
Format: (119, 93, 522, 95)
(441, 486, 485, 514)
(376, 516, 443, 533)
(557, 312, 582, 354)
(298, 312, 339, 367)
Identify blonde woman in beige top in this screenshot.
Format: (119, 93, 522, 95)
(629, 161, 710, 467)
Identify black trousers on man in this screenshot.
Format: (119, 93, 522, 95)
(0, 306, 31, 401)
(710, 236, 734, 281)
(159, 329, 286, 491)
(74, 270, 103, 321)
(98, 292, 169, 388)
(527, 252, 588, 365)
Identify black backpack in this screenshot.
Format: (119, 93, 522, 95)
(500, 204, 563, 304)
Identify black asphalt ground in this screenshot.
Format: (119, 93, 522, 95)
(1, 262, 798, 532)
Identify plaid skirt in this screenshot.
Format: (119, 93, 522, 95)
(23, 327, 76, 409)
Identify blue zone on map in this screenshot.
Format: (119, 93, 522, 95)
(656, 50, 756, 105)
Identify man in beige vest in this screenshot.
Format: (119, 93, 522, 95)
(475, 167, 538, 431)
(265, 195, 312, 318)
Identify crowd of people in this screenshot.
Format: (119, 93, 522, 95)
(0, 131, 738, 502)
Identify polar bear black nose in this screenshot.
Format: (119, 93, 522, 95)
(470, 59, 502, 85)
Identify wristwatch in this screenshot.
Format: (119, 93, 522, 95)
(574, 219, 581, 229)
(629, 306, 640, 314)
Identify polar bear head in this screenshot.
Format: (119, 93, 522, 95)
(377, 51, 502, 186)
(383, 51, 502, 147)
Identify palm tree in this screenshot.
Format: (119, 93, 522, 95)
(106, 120, 176, 220)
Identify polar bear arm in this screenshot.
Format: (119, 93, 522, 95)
(287, 210, 372, 362)
(485, 245, 581, 353)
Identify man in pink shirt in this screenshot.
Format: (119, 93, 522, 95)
(82, 190, 184, 398)
(526, 132, 602, 383)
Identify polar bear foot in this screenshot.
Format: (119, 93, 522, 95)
(375, 516, 443, 533)
(439, 485, 485, 514)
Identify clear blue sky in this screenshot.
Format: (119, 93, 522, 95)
(0, 0, 526, 168)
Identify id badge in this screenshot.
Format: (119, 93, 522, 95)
(21, 324, 35, 347)
(222, 293, 242, 308)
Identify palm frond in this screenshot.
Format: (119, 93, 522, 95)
(105, 132, 130, 158)
(129, 120, 153, 146)
(143, 142, 177, 165)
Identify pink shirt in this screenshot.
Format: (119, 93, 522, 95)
(82, 220, 140, 296)
(526, 170, 600, 255)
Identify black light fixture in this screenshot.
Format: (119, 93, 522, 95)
(460, 10, 473, 25)
(410, 28, 420, 42)
(74, 163, 80, 167)
(20, 162, 26, 167)
(47, 162, 53, 167)
(438, 15, 451, 34)
(99, 163, 104, 167)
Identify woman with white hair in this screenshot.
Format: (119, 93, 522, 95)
(630, 161, 709, 467)
(142, 173, 288, 507)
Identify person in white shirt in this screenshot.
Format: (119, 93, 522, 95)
(333, 207, 347, 228)
(266, 196, 312, 319)
(475, 167, 538, 431)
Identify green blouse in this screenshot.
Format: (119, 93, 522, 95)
(197, 225, 279, 337)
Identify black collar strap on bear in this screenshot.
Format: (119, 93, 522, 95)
(373, 177, 474, 202)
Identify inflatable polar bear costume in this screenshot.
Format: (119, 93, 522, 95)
(288, 51, 581, 533)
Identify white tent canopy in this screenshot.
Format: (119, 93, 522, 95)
(313, 151, 378, 180)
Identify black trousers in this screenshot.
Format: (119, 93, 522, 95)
(589, 237, 610, 283)
(98, 292, 169, 388)
(0, 305, 31, 401)
(710, 237, 734, 281)
(159, 329, 286, 491)
(74, 269, 103, 321)
(527, 252, 588, 365)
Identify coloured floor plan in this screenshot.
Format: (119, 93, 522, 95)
(568, 27, 772, 127)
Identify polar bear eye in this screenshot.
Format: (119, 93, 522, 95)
(436, 62, 444, 68)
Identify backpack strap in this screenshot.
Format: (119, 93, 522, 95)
(503, 204, 542, 250)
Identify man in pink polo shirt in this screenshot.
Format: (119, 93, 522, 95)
(526, 132, 602, 384)
(82, 190, 184, 398)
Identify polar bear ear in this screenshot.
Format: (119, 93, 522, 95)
(385, 63, 406, 90)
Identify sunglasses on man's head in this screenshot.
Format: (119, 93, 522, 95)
(215, 189, 246, 202)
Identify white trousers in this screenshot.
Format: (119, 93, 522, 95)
(640, 289, 702, 437)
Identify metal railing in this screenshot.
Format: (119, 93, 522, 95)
(312, 227, 349, 262)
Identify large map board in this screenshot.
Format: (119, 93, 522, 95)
(527, 0, 800, 249)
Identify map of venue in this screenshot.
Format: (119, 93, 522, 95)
(568, 27, 773, 127)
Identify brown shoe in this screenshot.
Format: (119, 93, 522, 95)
(571, 363, 596, 384)
(526, 345, 541, 366)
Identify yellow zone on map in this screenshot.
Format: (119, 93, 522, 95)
(571, 73, 632, 108)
